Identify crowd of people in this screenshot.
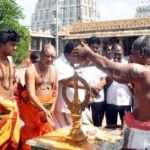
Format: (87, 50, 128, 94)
(0, 29, 150, 150)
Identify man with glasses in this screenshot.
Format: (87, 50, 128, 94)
(105, 44, 132, 126)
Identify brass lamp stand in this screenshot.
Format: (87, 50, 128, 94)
(62, 71, 91, 143)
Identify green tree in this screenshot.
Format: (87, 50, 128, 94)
(0, 0, 31, 65)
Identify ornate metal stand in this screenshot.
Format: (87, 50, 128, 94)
(62, 71, 91, 143)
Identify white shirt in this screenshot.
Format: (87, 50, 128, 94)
(78, 66, 106, 103)
(107, 81, 132, 106)
(54, 55, 86, 113)
(106, 58, 132, 106)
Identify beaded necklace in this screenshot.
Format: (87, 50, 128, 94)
(0, 59, 11, 91)
(38, 62, 51, 90)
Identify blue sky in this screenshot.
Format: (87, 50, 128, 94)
(16, 0, 138, 26)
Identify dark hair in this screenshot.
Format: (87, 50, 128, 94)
(132, 35, 150, 56)
(64, 40, 79, 54)
(88, 36, 101, 46)
(30, 51, 40, 63)
(0, 29, 20, 43)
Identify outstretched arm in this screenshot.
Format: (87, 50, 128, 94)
(74, 44, 145, 84)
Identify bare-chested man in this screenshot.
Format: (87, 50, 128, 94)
(74, 36, 150, 149)
(0, 29, 20, 149)
(20, 44, 58, 150)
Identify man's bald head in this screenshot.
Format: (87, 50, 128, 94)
(41, 44, 56, 58)
(112, 44, 123, 52)
(39, 44, 56, 66)
(112, 44, 124, 62)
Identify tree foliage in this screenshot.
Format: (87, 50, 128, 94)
(0, 0, 31, 64)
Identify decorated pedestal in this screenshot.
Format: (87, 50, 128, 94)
(26, 71, 123, 149)
(27, 125, 123, 150)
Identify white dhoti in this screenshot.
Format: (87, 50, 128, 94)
(123, 112, 150, 149)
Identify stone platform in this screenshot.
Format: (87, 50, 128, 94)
(27, 125, 123, 150)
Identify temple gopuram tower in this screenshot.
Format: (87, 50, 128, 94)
(31, 0, 100, 34)
(135, 0, 150, 18)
